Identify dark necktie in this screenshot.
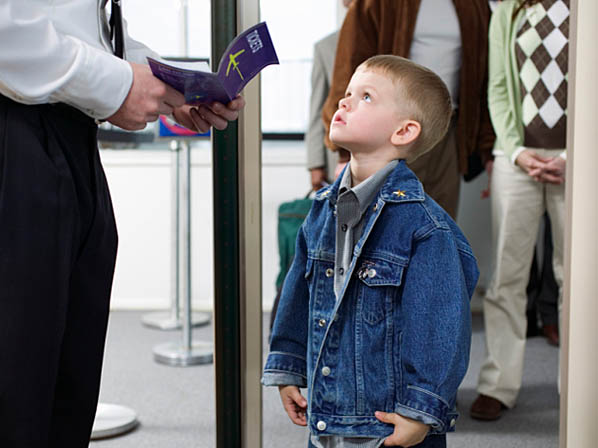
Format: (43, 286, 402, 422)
(109, 0, 125, 59)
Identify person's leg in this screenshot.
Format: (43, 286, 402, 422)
(43, 107, 118, 447)
(0, 98, 78, 447)
(476, 155, 543, 409)
(407, 119, 460, 219)
(537, 213, 560, 344)
(543, 159, 565, 337)
(526, 250, 541, 337)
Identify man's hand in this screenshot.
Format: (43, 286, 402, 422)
(375, 411, 429, 447)
(310, 167, 327, 191)
(278, 385, 307, 426)
(481, 159, 493, 199)
(108, 62, 185, 130)
(171, 96, 246, 133)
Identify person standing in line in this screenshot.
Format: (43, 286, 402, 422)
(306, 0, 355, 191)
(0, 1, 244, 446)
(322, 0, 496, 219)
(470, 0, 569, 420)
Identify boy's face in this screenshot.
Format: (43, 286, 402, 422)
(329, 68, 405, 153)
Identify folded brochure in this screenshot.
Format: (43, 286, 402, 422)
(148, 22, 279, 105)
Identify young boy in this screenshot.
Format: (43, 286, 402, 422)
(262, 55, 479, 448)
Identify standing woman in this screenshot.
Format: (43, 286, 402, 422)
(471, 0, 569, 420)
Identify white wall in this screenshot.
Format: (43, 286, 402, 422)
(102, 141, 310, 311)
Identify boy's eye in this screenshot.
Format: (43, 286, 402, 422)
(363, 93, 371, 102)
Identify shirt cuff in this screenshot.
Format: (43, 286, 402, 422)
(394, 404, 440, 430)
(510, 146, 527, 166)
(261, 372, 306, 387)
(53, 42, 133, 120)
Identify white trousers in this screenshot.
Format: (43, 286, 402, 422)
(477, 151, 565, 407)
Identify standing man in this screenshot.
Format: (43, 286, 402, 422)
(322, 0, 495, 218)
(306, 0, 354, 191)
(0, 1, 244, 446)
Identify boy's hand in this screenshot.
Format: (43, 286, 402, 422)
(278, 385, 308, 426)
(375, 411, 429, 447)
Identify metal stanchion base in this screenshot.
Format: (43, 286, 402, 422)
(141, 311, 211, 330)
(91, 403, 138, 440)
(153, 341, 213, 366)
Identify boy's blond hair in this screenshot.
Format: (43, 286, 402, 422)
(358, 55, 452, 157)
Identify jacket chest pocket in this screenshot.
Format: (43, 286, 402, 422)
(356, 258, 404, 325)
(305, 255, 336, 314)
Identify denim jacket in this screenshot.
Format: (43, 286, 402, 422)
(262, 160, 479, 438)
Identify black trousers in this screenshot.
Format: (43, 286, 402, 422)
(0, 95, 118, 447)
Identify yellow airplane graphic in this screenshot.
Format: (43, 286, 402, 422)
(226, 49, 245, 80)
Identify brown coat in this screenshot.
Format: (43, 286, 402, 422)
(322, 0, 495, 175)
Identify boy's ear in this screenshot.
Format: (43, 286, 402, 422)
(391, 119, 421, 147)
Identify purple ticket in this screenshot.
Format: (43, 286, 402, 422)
(148, 22, 279, 105)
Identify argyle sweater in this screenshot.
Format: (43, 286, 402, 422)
(515, 0, 569, 149)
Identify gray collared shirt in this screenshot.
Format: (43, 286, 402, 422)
(333, 159, 398, 299)
(317, 161, 399, 448)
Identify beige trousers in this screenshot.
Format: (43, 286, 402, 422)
(477, 151, 565, 407)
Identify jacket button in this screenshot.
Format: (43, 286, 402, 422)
(318, 319, 326, 327)
(321, 366, 331, 376)
(339, 267, 344, 275)
(341, 223, 348, 232)
(325, 268, 333, 277)
(368, 269, 377, 278)
(317, 420, 327, 431)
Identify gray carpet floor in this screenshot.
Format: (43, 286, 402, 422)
(91, 311, 559, 448)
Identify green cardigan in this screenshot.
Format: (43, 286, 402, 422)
(488, 0, 526, 161)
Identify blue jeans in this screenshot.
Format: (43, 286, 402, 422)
(307, 434, 447, 448)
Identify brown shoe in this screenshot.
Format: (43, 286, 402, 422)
(543, 324, 559, 346)
(470, 394, 505, 421)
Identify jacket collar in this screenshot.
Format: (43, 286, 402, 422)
(314, 159, 425, 205)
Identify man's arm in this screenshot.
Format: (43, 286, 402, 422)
(0, 1, 133, 119)
(321, 0, 379, 153)
(119, 16, 245, 132)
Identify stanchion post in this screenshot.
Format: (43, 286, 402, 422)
(153, 139, 213, 366)
(141, 139, 210, 330)
(172, 140, 181, 324)
(181, 139, 192, 351)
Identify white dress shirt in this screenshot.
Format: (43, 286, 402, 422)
(0, 0, 159, 119)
